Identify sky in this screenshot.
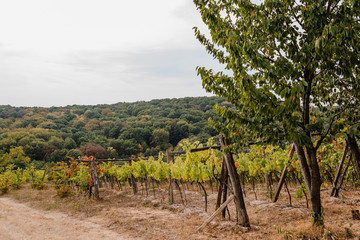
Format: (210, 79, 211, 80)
(0, 0, 223, 107)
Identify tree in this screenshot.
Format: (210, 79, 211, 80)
(79, 143, 108, 159)
(151, 129, 170, 149)
(119, 127, 152, 146)
(47, 149, 69, 163)
(66, 149, 83, 160)
(194, 0, 360, 226)
(169, 120, 191, 146)
(48, 136, 64, 149)
(110, 139, 138, 158)
(64, 137, 77, 150)
(84, 119, 101, 131)
(0, 146, 30, 172)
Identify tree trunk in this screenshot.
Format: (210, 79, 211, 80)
(219, 136, 250, 228)
(294, 142, 312, 193)
(294, 142, 323, 225)
(307, 147, 323, 226)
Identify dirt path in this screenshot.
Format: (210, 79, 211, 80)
(2, 184, 360, 239)
(0, 197, 132, 240)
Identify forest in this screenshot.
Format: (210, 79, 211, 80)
(0, 96, 225, 170)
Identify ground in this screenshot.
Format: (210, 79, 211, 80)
(1, 182, 360, 239)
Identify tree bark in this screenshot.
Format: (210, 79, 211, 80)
(219, 136, 250, 228)
(307, 147, 323, 225)
(294, 142, 312, 193)
(294, 141, 323, 225)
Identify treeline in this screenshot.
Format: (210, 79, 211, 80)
(0, 97, 226, 168)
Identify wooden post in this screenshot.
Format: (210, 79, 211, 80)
(167, 150, 174, 204)
(198, 182, 208, 212)
(265, 173, 273, 199)
(347, 134, 360, 186)
(272, 144, 295, 202)
(219, 136, 250, 228)
(197, 195, 235, 232)
(30, 171, 34, 186)
(221, 176, 229, 218)
(333, 154, 352, 197)
(216, 157, 229, 218)
(216, 159, 225, 210)
(331, 141, 349, 196)
(128, 160, 138, 195)
(263, 148, 273, 198)
(90, 159, 99, 200)
(41, 168, 48, 182)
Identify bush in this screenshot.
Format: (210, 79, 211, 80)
(0, 165, 24, 193)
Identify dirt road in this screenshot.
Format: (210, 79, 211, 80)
(0, 197, 132, 240)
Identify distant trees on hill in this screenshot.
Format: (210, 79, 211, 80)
(0, 97, 224, 167)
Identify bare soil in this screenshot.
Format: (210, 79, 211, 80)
(1, 183, 360, 240)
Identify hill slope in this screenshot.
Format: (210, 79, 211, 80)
(0, 97, 225, 167)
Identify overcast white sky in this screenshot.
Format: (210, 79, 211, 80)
(0, 0, 222, 107)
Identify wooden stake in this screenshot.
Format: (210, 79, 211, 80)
(166, 150, 174, 204)
(196, 195, 235, 232)
(90, 159, 99, 200)
(334, 154, 352, 197)
(272, 144, 295, 202)
(331, 141, 349, 196)
(348, 134, 360, 186)
(41, 168, 48, 182)
(128, 160, 138, 195)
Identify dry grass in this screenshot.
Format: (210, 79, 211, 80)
(2, 182, 360, 240)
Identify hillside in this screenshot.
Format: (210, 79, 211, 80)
(0, 96, 225, 168)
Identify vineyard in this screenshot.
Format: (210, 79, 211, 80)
(1, 0, 359, 238)
(1, 138, 360, 238)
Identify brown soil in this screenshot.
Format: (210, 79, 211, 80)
(1, 183, 360, 240)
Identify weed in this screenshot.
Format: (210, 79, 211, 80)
(296, 232, 307, 239)
(45, 204, 59, 211)
(344, 223, 354, 238)
(324, 229, 338, 240)
(274, 225, 293, 240)
(295, 188, 303, 199)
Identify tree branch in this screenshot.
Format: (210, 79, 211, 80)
(329, 0, 341, 13)
(289, 4, 302, 26)
(315, 101, 352, 150)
